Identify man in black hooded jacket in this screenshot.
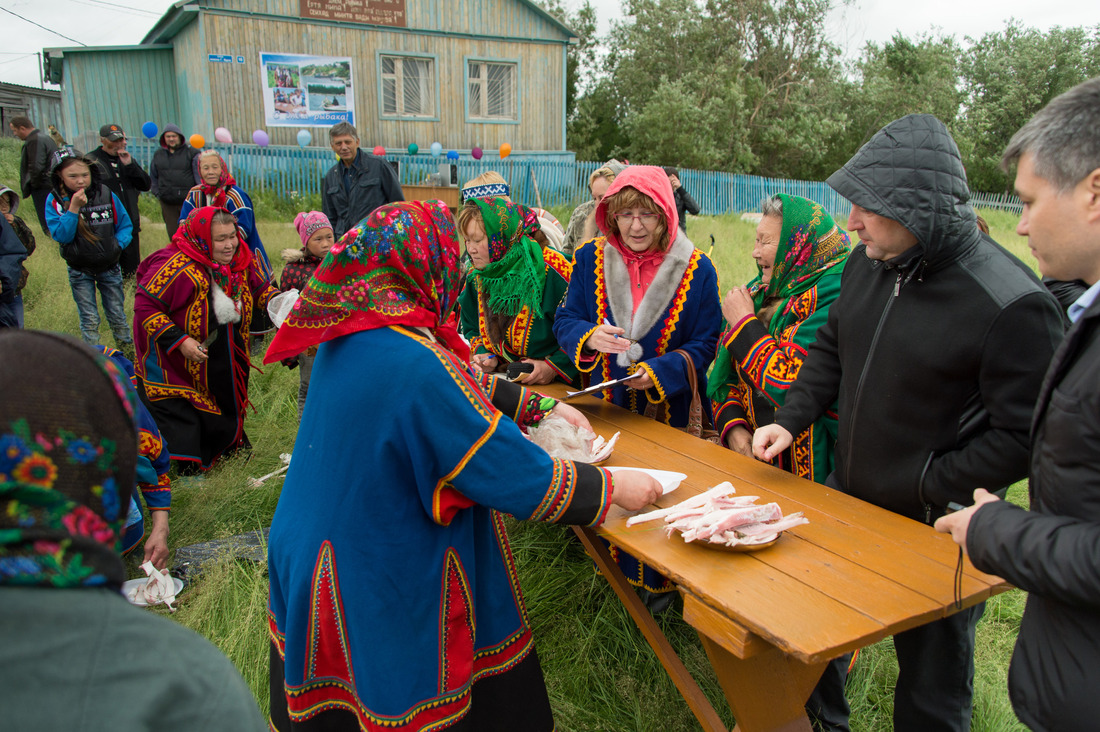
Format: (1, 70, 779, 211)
(753, 114, 1064, 731)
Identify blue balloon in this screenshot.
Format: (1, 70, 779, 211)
(446, 150, 459, 161)
(141, 121, 158, 139)
(430, 141, 443, 157)
(296, 129, 312, 148)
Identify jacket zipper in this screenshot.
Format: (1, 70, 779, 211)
(917, 451, 936, 524)
(842, 270, 904, 486)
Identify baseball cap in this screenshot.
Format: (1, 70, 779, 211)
(99, 124, 125, 141)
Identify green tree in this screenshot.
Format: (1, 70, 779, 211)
(960, 21, 1100, 192)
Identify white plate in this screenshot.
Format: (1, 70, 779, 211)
(604, 466, 687, 494)
(122, 576, 184, 607)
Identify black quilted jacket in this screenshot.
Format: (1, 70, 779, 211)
(774, 114, 1064, 523)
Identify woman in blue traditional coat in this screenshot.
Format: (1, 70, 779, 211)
(262, 199, 661, 732)
(553, 166, 722, 606)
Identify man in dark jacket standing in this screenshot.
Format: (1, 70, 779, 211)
(663, 166, 700, 233)
(936, 77, 1100, 732)
(149, 124, 199, 240)
(321, 122, 403, 237)
(9, 116, 58, 233)
(753, 114, 1064, 732)
(89, 124, 151, 277)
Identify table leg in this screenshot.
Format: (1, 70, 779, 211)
(573, 527, 730, 732)
(698, 635, 827, 732)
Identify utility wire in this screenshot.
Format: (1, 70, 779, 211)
(0, 53, 37, 68)
(81, 0, 161, 17)
(0, 5, 87, 45)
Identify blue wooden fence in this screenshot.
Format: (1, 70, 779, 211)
(122, 141, 1011, 218)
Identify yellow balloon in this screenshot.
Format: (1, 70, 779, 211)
(189, 134, 206, 149)
(499, 143, 512, 159)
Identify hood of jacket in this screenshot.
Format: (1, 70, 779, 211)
(0, 186, 19, 215)
(827, 114, 980, 269)
(595, 165, 678, 244)
(49, 153, 107, 201)
(159, 123, 187, 150)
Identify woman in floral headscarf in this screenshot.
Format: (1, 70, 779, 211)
(0, 330, 265, 729)
(133, 206, 278, 473)
(262, 200, 660, 732)
(456, 196, 580, 387)
(708, 193, 850, 482)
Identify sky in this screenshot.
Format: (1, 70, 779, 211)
(2, 0, 1100, 90)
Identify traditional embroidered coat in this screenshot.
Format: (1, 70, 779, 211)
(267, 326, 613, 731)
(180, 184, 273, 282)
(458, 247, 580, 387)
(554, 231, 722, 428)
(133, 246, 275, 414)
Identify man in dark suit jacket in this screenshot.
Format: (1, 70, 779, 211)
(936, 77, 1100, 732)
(89, 123, 151, 278)
(9, 116, 57, 234)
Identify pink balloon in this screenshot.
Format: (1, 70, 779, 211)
(471, 146, 483, 160)
(214, 126, 233, 144)
(373, 145, 386, 156)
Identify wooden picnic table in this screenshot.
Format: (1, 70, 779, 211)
(539, 383, 1010, 732)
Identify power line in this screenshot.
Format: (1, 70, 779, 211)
(0, 53, 37, 68)
(81, 0, 161, 18)
(0, 5, 87, 46)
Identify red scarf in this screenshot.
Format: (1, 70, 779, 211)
(198, 152, 237, 209)
(171, 206, 253, 302)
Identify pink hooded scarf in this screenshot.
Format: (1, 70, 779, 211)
(594, 166, 679, 312)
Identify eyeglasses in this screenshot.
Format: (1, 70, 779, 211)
(613, 211, 660, 226)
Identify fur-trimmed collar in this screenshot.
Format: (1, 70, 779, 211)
(604, 230, 694, 368)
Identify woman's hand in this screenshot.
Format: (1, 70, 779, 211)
(518, 359, 556, 385)
(550, 402, 593, 434)
(179, 337, 209, 362)
(609, 470, 662, 511)
(471, 353, 498, 374)
(583, 324, 631, 354)
(722, 286, 756, 325)
(68, 188, 87, 214)
(624, 369, 653, 391)
(724, 425, 754, 457)
(143, 511, 170, 570)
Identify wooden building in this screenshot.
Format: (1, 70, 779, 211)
(43, 0, 575, 158)
(0, 82, 62, 138)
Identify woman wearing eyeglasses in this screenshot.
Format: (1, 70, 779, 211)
(554, 165, 722, 607)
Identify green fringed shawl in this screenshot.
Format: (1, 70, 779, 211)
(467, 197, 546, 318)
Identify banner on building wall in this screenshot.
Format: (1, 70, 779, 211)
(260, 52, 354, 127)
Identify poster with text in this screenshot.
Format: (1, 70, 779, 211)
(260, 52, 354, 127)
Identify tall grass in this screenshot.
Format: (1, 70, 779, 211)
(6, 134, 1032, 731)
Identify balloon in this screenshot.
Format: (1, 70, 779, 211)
(189, 134, 205, 149)
(430, 141, 442, 157)
(407, 143, 419, 155)
(499, 143, 512, 160)
(214, 126, 233, 144)
(446, 150, 459, 161)
(373, 145, 386, 156)
(471, 146, 483, 160)
(141, 121, 158, 139)
(296, 129, 312, 147)
(252, 129, 270, 147)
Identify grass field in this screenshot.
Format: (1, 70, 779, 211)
(3, 135, 1031, 731)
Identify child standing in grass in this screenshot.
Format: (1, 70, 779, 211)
(279, 211, 334, 419)
(44, 152, 134, 356)
(0, 186, 34, 328)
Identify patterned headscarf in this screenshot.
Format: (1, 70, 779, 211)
(466, 197, 546, 318)
(0, 331, 138, 589)
(171, 206, 253, 302)
(198, 151, 237, 208)
(748, 194, 849, 308)
(264, 200, 468, 364)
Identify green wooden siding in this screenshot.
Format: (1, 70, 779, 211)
(172, 20, 212, 139)
(202, 12, 566, 150)
(57, 48, 178, 144)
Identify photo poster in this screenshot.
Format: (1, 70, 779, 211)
(260, 52, 354, 127)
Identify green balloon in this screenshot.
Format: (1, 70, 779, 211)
(407, 143, 419, 155)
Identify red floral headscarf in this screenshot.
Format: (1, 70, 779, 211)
(198, 152, 237, 208)
(264, 200, 468, 364)
(171, 206, 253, 302)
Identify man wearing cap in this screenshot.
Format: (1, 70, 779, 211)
(89, 124, 151, 278)
(9, 116, 58, 233)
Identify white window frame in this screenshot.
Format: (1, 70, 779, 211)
(376, 52, 439, 121)
(464, 57, 520, 124)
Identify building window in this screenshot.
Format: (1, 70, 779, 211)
(381, 54, 434, 117)
(468, 61, 517, 121)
